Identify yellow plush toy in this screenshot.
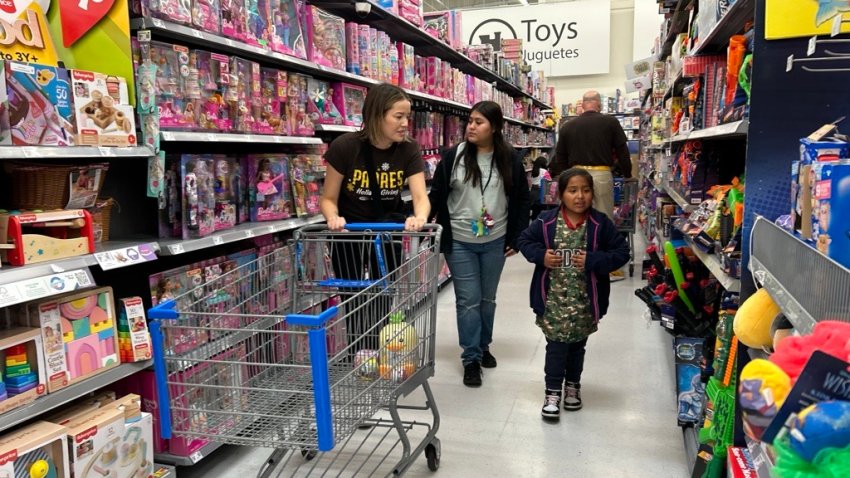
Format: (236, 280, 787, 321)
(733, 288, 783, 350)
(739, 358, 792, 441)
(379, 312, 418, 383)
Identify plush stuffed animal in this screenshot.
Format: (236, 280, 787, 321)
(733, 288, 782, 350)
(378, 312, 418, 383)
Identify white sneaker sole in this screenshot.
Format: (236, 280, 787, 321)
(563, 403, 582, 411)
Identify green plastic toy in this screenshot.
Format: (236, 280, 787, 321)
(664, 241, 696, 314)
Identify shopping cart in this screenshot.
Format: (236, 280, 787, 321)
(613, 178, 638, 277)
(148, 223, 443, 477)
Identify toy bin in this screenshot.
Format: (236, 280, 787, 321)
(6, 162, 109, 211)
(0, 328, 47, 415)
(0, 421, 71, 478)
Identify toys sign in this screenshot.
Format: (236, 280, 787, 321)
(460, 0, 610, 77)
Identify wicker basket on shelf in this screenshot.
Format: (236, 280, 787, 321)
(90, 197, 117, 243)
(6, 162, 109, 210)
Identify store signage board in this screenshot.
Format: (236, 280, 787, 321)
(461, 0, 611, 77)
(95, 243, 158, 271)
(0, 268, 94, 308)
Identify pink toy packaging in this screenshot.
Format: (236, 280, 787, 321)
(0, 61, 75, 146)
(289, 154, 322, 217)
(415, 56, 426, 93)
(150, 41, 195, 130)
(331, 82, 365, 127)
(182, 155, 216, 239)
(271, 0, 307, 59)
(307, 6, 347, 71)
(159, 157, 182, 238)
(398, 43, 415, 88)
(426, 57, 437, 95)
(228, 58, 254, 133)
(212, 156, 238, 231)
(248, 62, 265, 134)
(245, 0, 270, 48)
(257, 68, 284, 135)
(390, 40, 399, 85)
(221, 0, 248, 41)
(357, 25, 371, 79)
(144, 0, 192, 25)
(196, 50, 232, 131)
(192, 0, 221, 33)
(248, 154, 292, 221)
(345, 22, 360, 75)
(306, 77, 343, 125)
(369, 27, 379, 80)
(423, 11, 449, 45)
(286, 72, 314, 136)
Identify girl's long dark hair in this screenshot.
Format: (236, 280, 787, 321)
(531, 156, 548, 178)
(460, 101, 514, 193)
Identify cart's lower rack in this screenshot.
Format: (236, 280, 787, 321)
(0, 361, 153, 433)
(155, 441, 224, 467)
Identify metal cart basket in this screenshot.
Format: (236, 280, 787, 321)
(148, 223, 443, 476)
(613, 178, 638, 276)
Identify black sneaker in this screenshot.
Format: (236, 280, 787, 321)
(463, 362, 482, 387)
(481, 350, 497, 368)
(541, 390, 561, 420)
(563, 382, 582, 411)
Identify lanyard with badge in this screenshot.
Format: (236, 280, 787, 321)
(471, 158, 496, 237)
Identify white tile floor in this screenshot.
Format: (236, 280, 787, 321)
(178, 255, 691, 477)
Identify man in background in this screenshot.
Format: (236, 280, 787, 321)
(551, 90, 632, 281)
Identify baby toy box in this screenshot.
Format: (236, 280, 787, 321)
(71, 70, 137, 146)
(0, 209, 95, 266)
(0, 421, 71, 478)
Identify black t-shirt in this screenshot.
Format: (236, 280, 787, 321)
(324, 132, 424, 222)
(553, 112, 632, 178)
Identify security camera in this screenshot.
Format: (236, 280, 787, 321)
(355, 1, 371, 17)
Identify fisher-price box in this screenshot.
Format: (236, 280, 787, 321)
(22, 287, 120, 393)
(0, 328, 47, 415)
(0, 421, 71, 478)
(117, 298, 153, 363)
(0, 209, 95, 266)
(71, 69, 137, 146)
(0, 61, 75, 146)
(62, 406, 127, 478)
(811, 161, 850, 269)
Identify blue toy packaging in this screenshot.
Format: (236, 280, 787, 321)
(0, 61, 76, 146)
(674, 337, 705, 425)
(812, 161, 850, 268)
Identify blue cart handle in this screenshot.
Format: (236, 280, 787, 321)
(344, 223, 407, 231)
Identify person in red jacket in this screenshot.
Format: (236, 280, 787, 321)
(517, 168, 629, 420)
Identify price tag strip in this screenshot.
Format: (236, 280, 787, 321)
(0, 268, 95, 308)
(95, 243, 159, 271)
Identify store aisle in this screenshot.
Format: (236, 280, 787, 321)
(179, 255, 690, 478)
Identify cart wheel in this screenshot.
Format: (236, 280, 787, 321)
(301, 448, 317, 461)
(629, 264, 634, 277)
(425, 439, 440, 471)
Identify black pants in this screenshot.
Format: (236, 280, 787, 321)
(544, 338, 588, 391)
(330, 236, 401, 352)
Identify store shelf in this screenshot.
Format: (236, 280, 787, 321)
(662, 182, 697, 213)
(681, 232, 741, 293)
(513, 144, 554, 149)
(504, 117, 553, 132)
(750, 217, 850, 335)
(0, 145, 153, 159)
(691, 0, 755, 55)
(313, 124, 360, 133)
(160, 131, 323, 145)
(309, 0, 552, 110)
(659, 0, 693, 58)
(155, 441, 224, 467)
(682, 425, 699, 474)
(669, 119, 749, 143)
(158, 215, 325, 256)
(131, 17, 553, 121)
(662, 71, 685, 101)
(0, 361, 152, 433)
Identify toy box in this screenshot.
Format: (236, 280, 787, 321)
(285, 73, 314, 136)
(247, 154, 292, 221)
(256, 68, 284, 135)
(181, 155, 216, 239)
(357, 25, 371, 79)
(23, 287, 120, 393)
(794, 138, 849, 240)
(144, 0, 192, 25)
(150, 42, 195, 131)
(674, 337, 705, 425)
(234, 157, 250, 224)
(397, 43, 415, 89)
(196, 50, 232, 131)
(306, 7, 346, 71)
(331, 83, 365, 127)
(192, 0, 221, 33)
(345, 22, 360, 75)
(289, 154, 322, 217)
(71, 69, 137, 146)
(270, 0, 307, 59)
(228, 58, 256, 133)
(0, 328, 47, 414)
(0, 61, 75, 146)
(812, 161, 850, 268)
(62, 406, 127, 478)
(117, 298, 153, 363)
(306, 77, 342, 125)
(158, 157, 182, 239)
(221, 0, 248, 41)
(212, 156, 239, 231)
(245, 0, 270, 48)
(0, 210, 95, 266)
(0, 421, 71, 478)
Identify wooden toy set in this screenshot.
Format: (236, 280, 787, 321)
(0, 328, 47, 415)
(0, 421, 71, 478)
(18, 287, 120, 393)
(0, 210, 95, 266)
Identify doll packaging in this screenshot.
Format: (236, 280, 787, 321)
(181, 155, 216, 239)
(306, 77, 342, 125)
(196, 50, 232, 131)
(331, 82, 366, 127)
(306, 6, 346, 71)
(270, 0, 307, 59)
(248, 154, 293, 222)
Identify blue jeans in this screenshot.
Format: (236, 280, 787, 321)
(445, 238, 506, 365)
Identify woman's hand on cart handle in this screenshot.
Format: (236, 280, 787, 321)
(405, 215, 427, 232)
(504, 247, 517, 257)
(327, 215, 347, 231)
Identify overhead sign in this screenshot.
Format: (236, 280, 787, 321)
(461, 0, 611, 78)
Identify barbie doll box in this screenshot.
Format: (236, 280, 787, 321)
(70, 69, 137, 147)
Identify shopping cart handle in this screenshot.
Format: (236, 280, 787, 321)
(344, 223, 406, 231)
(287, 305, 339, 327)
(148, 299, 179, 320)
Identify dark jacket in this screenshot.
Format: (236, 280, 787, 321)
(517, 208, 629, 321)
(429, 143, 530, 253)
